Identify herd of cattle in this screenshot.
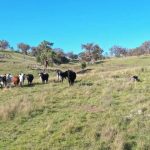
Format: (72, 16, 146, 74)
(0, 70, 76, 88)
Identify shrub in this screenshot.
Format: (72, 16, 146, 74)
(36, 55, 41, 63)
(81, 62, 87, 69)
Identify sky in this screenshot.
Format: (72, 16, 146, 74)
(0, 0, 150, 54)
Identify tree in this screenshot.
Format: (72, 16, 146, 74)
(78, 52, 88, 62)
(38, 40, 53, 52)
(0, 40, 9, 50)
(50, 51, 57, 66)
(17, 43, 30, 55)
(127, 41, 150, 56)
(81, 43, 103, 62)
(54, 48, 65, 58)
(37, 40, 55, 67)
(53, 48, 70, 64)
(109, 46, 127, 57)
(82, 43, 94, 62)
(66, 52, 78, 59)
(141, 41, 150, 54)
(31, 47, 38, 56)
(92, 44, 103, 60)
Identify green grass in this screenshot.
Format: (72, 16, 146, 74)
(0, 51, 150, 150)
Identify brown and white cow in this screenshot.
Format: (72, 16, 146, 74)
(12, 76, 20, 86)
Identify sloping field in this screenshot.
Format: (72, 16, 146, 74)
(0, 52, 150, 150)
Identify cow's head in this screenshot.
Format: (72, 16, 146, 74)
(39, 72, 43, 77)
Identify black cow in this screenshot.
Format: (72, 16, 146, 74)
(39, 72, 49, 84)
(0, 75, 7, 88)
(67, 70, 76, 86)
(56, 70, 68, 82)
(26, 74, 34, 85)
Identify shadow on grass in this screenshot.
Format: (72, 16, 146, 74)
(0, 60, 7, 63)
(21, 82, 48, 88)
(0, 83, 41, 89)
(77, 69, 93, 74)
(79, 81, 93, 86)
(0, 80, 83, 89)
(95, 60, 105, 64)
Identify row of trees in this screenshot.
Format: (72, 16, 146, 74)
(1, 39, 150, 66)
(0, 39, 104, 65)
(0, 40, 77, 66)
(109, 41, 150, 57)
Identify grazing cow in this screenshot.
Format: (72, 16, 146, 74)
(12, 76, 20, 86)
(131, 76, 141, 82)
(56, 70, 68, 82)
(67, 70, 76, 86)
(39, 72, 49, 84)
(26, 74, 34, 85)
(19, 73, 25, 86)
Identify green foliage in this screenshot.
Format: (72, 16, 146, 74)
(36, 55, 41, 63)
(36, 40, 56, 66)
(31, 43, 71, 65)
(81, 62, 87, 69)
(60, 56, 70, 64)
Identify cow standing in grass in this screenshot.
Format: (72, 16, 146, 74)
(19, 73, 25, 87)
(0, 75, 7, 88)
(5, 74, 20, 87)
(57, 70, 76, 86)
(56, 70, 68, 82)
(67, 70, 76, 86)
(6, 74, 13, 87)
(39, 72, 49, 84)
(26, 74, 34, 85)
(12, 76, 20, 86)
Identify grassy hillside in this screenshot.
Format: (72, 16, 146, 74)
(0, 51, 150, 150)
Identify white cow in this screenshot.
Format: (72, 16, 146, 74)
(19, 73, 25, 86)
